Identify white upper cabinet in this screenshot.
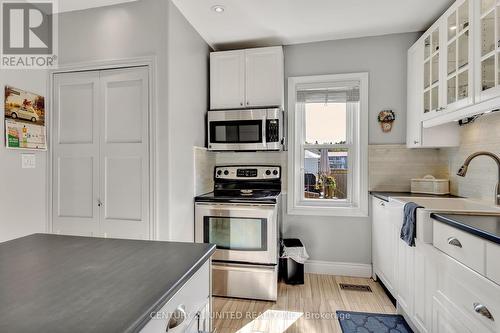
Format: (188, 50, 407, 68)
(476, 0, 500, 102)
(409, 0, 500, 128)
(245, 47, 284, 108)
(422, 24, 443, 120)
(445, 0, 473, 111)
(407, 36, 459, 148)
(210, 50, 246, 109)
(210, 46, 284, 110)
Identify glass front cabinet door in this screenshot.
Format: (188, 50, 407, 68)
(422, 25, 442, 120)
(445, 0, 473, 110)
(476, 0, 500, 101)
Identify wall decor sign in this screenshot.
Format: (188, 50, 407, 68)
(377, 109, 396, 133)
(4, 86, 47, 150)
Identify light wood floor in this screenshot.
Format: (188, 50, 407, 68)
(212, 274, 396, 333)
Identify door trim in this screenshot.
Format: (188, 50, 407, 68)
(47, 56, 158, 240)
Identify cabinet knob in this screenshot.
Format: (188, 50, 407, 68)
(246, 101, 249, 105)
(166, 305, 187, 332)
(473, 303, 494, 321)
(240, 102, 243, 106)
(447, 237, 462, 248)
(414, 140, 420, 144)
(97, 199, 103, 207)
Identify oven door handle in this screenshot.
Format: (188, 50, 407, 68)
(212, 262, 276, 272)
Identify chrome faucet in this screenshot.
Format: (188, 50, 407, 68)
(457, 151, 500, 205)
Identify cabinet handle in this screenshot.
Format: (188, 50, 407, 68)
(166, 305, 186, 332)
(240, 102, 243, 106)
(246, 101, 250, 105)
(414, 140, 420, 144)
(97, 199, 103, 207)
(379, 201, 386, 207)
(447, 237, 462, 248)
(474, 303, 494, 321)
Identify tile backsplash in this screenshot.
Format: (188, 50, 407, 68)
(441, 111, 500, 203)
(211, 145, 449, 194)
(193, 147, 216, 195)
(196, 110, 500, 202)
(369, 144, 448, 192)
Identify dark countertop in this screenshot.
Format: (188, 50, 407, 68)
(431, 213, 500, 245)
(0, 234, 216, 333)
(370, 191, 459, 202)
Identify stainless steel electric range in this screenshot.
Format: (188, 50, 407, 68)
(195, 165, 282, 301)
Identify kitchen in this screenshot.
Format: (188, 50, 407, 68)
(1, 0, 500, 332)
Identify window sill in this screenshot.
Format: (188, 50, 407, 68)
(287, 204, 368, 217)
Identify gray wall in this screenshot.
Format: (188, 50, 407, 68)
(0, 70, 47, 242)
(57, 0, 209, 241)
(218, 33, 420, 264)
(284, 32, 420, 264)
(285, 32, 420, 145)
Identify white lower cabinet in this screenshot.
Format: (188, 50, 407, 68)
(396, 206, 414, 317)
(372, 197, 398, 294)
(432, 293, 475, 333)
(437, 247, 500, 333)
(412, 241, 438, 333)
(371, 195, 500, 333)
(140, 262, 211, 333)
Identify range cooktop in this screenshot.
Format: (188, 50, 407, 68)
(195, 190, 281, 204)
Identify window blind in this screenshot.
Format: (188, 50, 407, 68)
(296, 86, 360, 103)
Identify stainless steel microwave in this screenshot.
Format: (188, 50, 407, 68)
(207, 108, 283, 151)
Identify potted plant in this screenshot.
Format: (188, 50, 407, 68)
(324, 176, 337, 199)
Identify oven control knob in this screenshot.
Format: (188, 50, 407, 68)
(217, 170, 222, 176)
(273, 170, 278, 176)
(265, 170, 271, 176)
(224, 170, 229, 176)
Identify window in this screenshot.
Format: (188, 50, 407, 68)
(288, 73, 368, 216)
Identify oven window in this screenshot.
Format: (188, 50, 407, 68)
(210, 121, 262, 143)
(204, 217, 267, 251)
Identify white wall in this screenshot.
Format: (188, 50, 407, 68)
(56, 0, 209, 241)
(0, 69, 47, 242)
(167, 2, 210, 242)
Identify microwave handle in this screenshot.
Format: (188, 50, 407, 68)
(262, 117, 267, 147)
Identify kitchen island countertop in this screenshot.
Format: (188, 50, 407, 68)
(0, 234, 215, 333)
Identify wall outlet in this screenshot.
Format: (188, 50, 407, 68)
(21, 154, 36, 169)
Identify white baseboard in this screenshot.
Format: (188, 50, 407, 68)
(304, 260, 372, 278)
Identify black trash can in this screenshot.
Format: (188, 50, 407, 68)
(280, 238, 305, 285)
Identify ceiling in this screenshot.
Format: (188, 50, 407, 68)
(171, 0, 453, 50)
(56, 0, 138, 13)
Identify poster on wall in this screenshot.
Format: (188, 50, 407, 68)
(4, 86, 46, 150)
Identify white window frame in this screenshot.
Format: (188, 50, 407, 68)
(287, 73, 369, 217)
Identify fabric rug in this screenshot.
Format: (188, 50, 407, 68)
(336, 311, 414, 333)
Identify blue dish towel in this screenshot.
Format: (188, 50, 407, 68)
(401, 202, 422, 247)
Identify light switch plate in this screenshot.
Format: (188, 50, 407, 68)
(21, 154, 36, 169)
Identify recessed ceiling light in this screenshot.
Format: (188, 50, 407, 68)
(212, 5, 225, 13)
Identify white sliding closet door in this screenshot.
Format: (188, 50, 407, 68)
(53, 71, 100, 237)
(99, 68, 149, 239)
(52, 67, 150, 240)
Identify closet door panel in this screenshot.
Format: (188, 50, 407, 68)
(104, 79, 144, 143)
(52, 72, 100, 237)
(104, 156, 143, 221)
(99, 67, 150, 240)
(57, 156, 94, 218)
